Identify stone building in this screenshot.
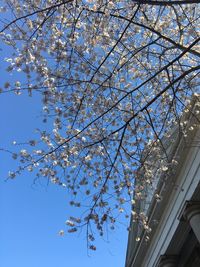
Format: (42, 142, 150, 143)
(125, 98, 200, 267)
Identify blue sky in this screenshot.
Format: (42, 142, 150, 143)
(0, 54, 128, 267)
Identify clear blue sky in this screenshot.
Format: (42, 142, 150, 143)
(0, 55, 128, 267)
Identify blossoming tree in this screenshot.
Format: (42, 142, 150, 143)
(1, 0, 200, 249)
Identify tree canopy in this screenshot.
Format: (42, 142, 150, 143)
(1, 0, 200, 249)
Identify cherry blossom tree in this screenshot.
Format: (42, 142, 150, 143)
(0, 0, 200, 249)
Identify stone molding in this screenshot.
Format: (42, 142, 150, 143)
(180, 201, 200, 221)
(179, 200, 200, 243)
(158, 255, 179, 267)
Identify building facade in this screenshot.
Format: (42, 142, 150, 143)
(125, 99, 200, 267)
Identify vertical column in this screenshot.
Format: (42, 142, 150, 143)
(181, 201, 200, 243)
(158, 255, 179, 267)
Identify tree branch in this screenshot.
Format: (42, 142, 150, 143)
(132, 0, 200, 6)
